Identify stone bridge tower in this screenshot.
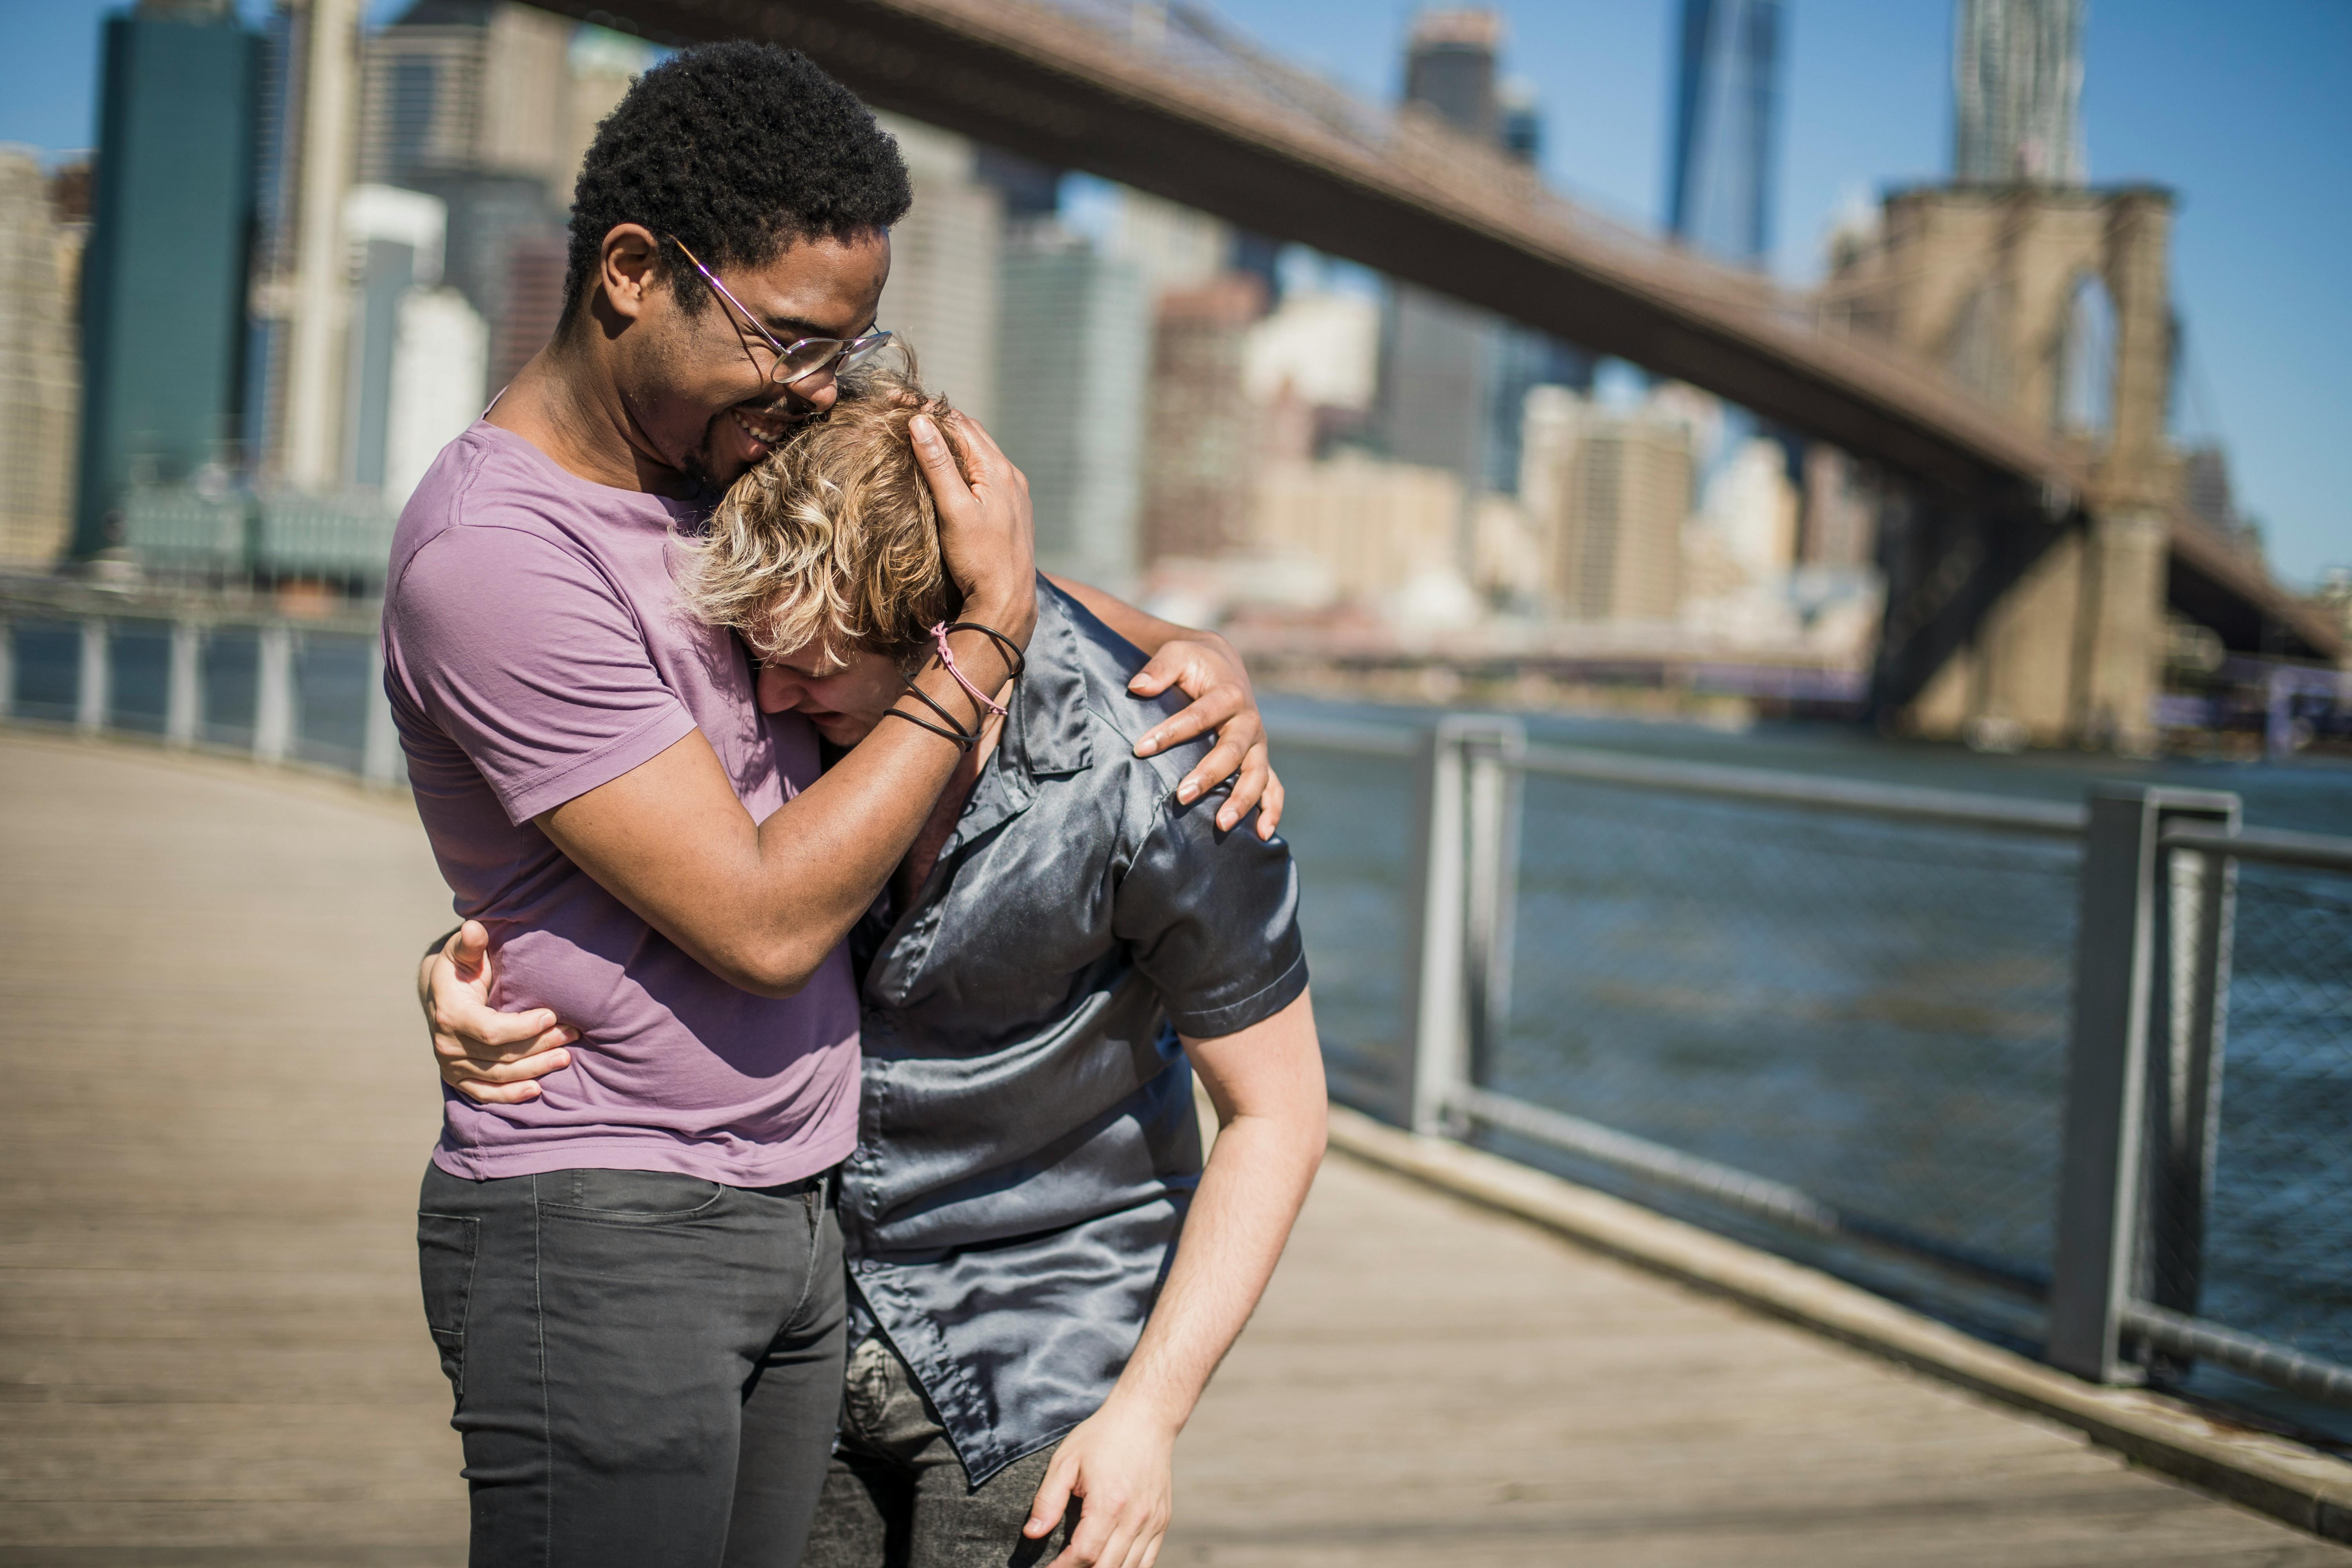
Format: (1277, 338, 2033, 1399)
(1828, 182, 2181, 751)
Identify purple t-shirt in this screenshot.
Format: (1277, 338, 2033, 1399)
(382, 421, 859, 1186)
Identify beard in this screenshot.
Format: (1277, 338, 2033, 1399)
(677, 444, 721, 499)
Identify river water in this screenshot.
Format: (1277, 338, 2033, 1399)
(1264, 694, 2352, 1440)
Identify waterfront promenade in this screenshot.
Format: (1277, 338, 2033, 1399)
(2, 730, 2344, 1566)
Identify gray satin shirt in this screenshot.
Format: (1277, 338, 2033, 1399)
(839, 580, 1308, 1484)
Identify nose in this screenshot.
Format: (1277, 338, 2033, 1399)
(783, 366, 839, 416)
(755, 665, 799, 713)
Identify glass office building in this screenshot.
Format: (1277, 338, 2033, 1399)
(75, 2, 259, 556)
(1666, 0, 1782, 268)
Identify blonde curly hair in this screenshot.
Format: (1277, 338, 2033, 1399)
(675, 365, 963, 670)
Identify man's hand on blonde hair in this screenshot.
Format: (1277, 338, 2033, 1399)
(910, 410, 1037, 650)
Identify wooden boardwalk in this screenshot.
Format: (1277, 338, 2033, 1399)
(2, 730, 2343, 1567)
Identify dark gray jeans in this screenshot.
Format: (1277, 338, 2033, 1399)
(804, 1333, 1074, 1568)
(418, 1161, 849, 1568)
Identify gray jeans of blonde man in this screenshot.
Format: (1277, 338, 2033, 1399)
(804, 1332, 1078, 1568)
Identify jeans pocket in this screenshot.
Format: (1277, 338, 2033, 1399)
(417, 1212, 479, 1401)
(538, 1167, 728, 1225)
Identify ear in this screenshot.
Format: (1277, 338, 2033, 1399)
(598, 224, 665, 323)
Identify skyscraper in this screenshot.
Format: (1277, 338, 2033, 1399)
(75, 0, 259, 557)
(1403, 9, 1501, 140)
(358, 1, 574, 199)
(1140, 274, 1266, 565)
(1254, 454, 1461, 608)
(557, 27, 657, 205)
(1520, 388, 1691, 623)
(254, 0, 364, 489)
(384, 289, 491, 503)
(1485, 76, 1592, 495)
(1664, 0, 1788, 573)
(972, 147, 1062, 222)
(874, 114, 1004, 428)
(1497, 76, 1542, 163)
(1374, 11, 1502, 499)
(358, 1, 577, 403)
(342, 183, 486, 505)
(343, 187, 439, 492)
(1954, 0, 2085, 184)
(1111, 191, 1232, 303)
(994, 231, 1149, 588)
(1375, 10, 1592, 532)
(0, 150, 82, 568)
(1666, 0, 1782, 267)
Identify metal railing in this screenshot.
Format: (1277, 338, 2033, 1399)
(1274, 712, 2352, 1420)
(0, 583, 401, 786)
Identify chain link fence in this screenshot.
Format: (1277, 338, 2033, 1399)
(2178, 860, 2352, 1378)
(1270, 732, 1418, 1117)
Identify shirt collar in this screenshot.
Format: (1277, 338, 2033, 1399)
(1002, 580, 1093, 780)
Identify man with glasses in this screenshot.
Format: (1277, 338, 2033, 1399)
(669, 232, 897, 397)
(381, 42, 1275, 1568)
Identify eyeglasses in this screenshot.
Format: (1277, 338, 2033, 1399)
(666, 233, 893, 390)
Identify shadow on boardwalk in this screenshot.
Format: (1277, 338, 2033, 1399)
(1, 731, 2343, 1566)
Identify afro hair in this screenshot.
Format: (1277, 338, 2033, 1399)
(563, 40, 912, 316)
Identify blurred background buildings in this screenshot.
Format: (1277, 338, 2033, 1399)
(0, 0, 2340, 751)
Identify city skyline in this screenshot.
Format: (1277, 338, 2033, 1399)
(1180, 0, 2352, 589)
(0, 0, 2343, 584)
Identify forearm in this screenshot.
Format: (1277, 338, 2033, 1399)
(542, 624, 1022, 996)
(1048, 575, 1223, 660)
(1102, 1024, 1325, 1431)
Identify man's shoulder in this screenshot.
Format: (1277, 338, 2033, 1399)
(1037, 584, 1201, 771)
(387, 427, 619, 612)
(396, 425, 570, 551)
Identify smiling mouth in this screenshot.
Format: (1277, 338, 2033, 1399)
(730, 406, 793, 455)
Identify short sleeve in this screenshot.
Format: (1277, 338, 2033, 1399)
(1112, 783, 1309, 1040)
(385, 524, 697, 824)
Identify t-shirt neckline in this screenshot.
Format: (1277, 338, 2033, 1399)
(470, 419, 710, 522)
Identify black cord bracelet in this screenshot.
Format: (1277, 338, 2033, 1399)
(899, 678, 984, 744)
(883, 706, 976, 751)
(940, 621, 1026, 680)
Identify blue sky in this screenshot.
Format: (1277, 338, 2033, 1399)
(4, 0, 2345, 584)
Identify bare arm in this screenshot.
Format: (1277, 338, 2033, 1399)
(1047, 575, 1285, 838)
(1025, 989, 1328, 1567)
(544, 411, 1033, 998)
(1047, 575, 1200, 664)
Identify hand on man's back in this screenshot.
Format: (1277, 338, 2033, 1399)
(1129, 636, 1285, 838)
(418, 922, 576, 1104)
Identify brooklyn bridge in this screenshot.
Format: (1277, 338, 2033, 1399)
(541, 0, 2339, 750)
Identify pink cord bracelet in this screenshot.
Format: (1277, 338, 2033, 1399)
(931, 622, 1010, 718)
